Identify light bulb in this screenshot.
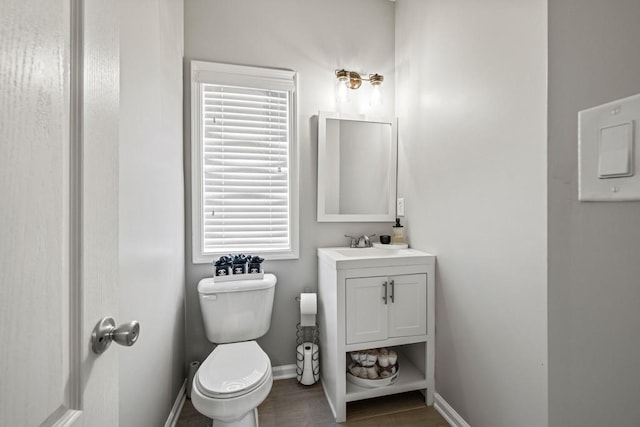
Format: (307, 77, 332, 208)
(370, 84, 382, 106)
(336, 79, 350, 103)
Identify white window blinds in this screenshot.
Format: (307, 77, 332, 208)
(191, 61, 298, 262)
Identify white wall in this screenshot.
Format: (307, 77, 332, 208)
(184, 0, 396, 366)
(395, 1, 548, 426)
(548, 1, 640, 426)
(118, 0, 185, 426)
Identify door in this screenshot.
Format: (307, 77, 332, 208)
(346, 277, 389, 344)
(1, 1, 120, 426)
(388, 274, 427, 338)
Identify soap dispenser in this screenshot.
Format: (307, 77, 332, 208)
(392, 218, 405, 244)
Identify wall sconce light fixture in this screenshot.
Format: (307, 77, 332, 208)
(335, 69, 384, 105)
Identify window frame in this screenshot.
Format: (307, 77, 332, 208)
(190, 60, 299, 264)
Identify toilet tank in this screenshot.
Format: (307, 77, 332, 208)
(197, 274, 277, 343)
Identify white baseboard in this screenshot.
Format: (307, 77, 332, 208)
(320, 379, 340, 422)
(164, 379, 187, 427)
(434, 393, 470, 427)
(271, 364, 297, 380)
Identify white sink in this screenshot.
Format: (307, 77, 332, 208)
(334, 247, 404, 258)
(318, 247, 434, 269)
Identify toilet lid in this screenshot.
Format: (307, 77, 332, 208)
(196, 341, 271, 399)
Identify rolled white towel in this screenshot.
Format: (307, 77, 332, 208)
(389, 350, 398, 365)
(380, 370, 392, 379)
(358, 351, 368, 366)
(367, 366, 379, 379)
(378, 353, 389, 367)
(366, 349, 378, 366)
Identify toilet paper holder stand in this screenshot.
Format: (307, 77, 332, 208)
(295, 321, 320, 385)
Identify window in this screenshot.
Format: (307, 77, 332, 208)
(191, 61, 298, 263)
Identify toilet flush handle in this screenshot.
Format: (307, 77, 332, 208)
(91, 317, 140, 355)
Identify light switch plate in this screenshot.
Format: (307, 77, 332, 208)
(397, 198, 405, 217)
(579, 93, 640, 201)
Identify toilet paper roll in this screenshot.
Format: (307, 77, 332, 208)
(186, 361, 200, 399)
(296, 342, 319, 385)
(300, 293, 317, 327)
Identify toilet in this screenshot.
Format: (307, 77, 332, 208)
(192, 274, 277, 427)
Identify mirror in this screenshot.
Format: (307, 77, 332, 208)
(317, 111, 397, 222)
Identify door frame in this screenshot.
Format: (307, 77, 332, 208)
(62, 0, 121, 424)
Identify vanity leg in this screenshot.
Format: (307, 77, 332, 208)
(426, 387, 434, 405)
(336, 403, 347, 423)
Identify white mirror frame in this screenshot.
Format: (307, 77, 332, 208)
(317, 111, 398, 222)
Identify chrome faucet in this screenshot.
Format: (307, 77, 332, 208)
(344, 234, 376, 248)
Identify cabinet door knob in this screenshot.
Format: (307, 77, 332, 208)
(382, 281, 388, 304)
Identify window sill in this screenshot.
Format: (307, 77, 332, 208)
(193, 249, 299, 264)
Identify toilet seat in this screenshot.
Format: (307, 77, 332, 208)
(196, 341, 271, 399)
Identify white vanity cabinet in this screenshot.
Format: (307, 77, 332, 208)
(317, 247, 435, 423)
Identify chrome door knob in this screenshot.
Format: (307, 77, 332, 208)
(111, 320, 140, 347)
(91, 317, 140, 355)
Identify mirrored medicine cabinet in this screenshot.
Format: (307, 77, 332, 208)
(317, 111, 397, 222)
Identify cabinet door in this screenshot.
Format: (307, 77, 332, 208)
(388, 274, 427, 338)
(346, 277, 389, 344)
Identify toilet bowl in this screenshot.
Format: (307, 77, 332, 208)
(191, 341, 273, 427)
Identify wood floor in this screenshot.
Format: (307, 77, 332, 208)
(177, 378, 449, 427)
